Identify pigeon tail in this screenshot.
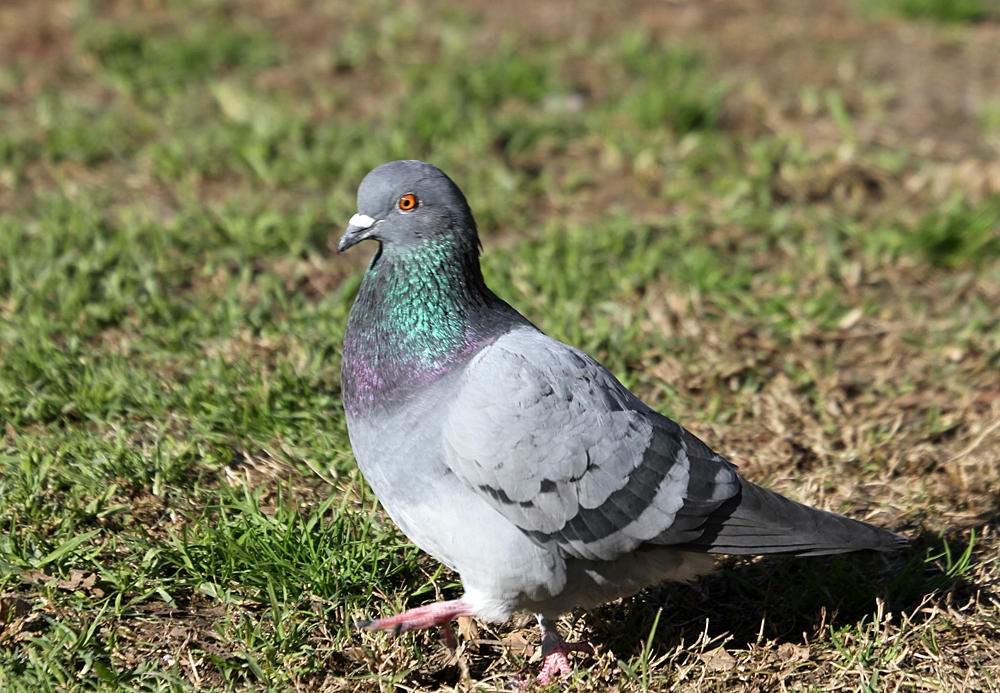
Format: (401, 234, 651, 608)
(679, 477, 909, 557)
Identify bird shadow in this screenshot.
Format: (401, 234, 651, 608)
(399, 520, 990, 688)
(590, 521, 989, 665)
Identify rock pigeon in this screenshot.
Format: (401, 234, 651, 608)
(338, 160, 908, 683)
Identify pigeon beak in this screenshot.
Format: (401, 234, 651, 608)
(338, 213, 378, 253)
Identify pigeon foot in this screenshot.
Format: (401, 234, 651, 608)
(359, 598, 473, 636)
(536, 617, 594, 685)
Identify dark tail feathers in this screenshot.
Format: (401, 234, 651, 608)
(680, 477, 909, 557)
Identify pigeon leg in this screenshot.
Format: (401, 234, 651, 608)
(358, 598, 473, 636)
(536, 616, 594, 684)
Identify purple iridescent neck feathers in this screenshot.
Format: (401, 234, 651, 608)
(341, 238, 519, 416)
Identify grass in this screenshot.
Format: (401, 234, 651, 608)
(873, 0, 996, 22)
(2, 0, 999, 690)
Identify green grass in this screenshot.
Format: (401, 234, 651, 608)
(2, 482, 424, 690)
(873, 0, 995, 22)
(2, 1, 999, 691)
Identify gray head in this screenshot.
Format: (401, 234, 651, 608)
(338, 160, 479, 255)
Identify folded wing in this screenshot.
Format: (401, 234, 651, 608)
(443, 328, 907, 562)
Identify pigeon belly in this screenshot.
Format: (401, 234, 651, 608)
(344, 373, 567, 622)
(525, 548, 717, 616)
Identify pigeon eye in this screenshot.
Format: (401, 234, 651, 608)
(398, 194, 418, 211)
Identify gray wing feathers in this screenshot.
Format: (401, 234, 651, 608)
(443, 329, 734, 561)
(646, 425, 741, 545)
(443, 327, 905, 565)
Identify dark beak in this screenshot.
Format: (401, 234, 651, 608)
(338, 213, 378, 253)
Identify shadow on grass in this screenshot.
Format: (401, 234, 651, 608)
(594, 521, 988, 662)
(343, 520, 991, 688)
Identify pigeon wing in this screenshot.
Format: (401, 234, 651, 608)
(442, 329, 741, 562)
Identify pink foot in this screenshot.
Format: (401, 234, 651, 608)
(357, 598, 473, 636)
(536, 617, 594, 685)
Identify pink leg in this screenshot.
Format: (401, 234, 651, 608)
(536, 616, 594, 685)
(357, 598, 473, 636)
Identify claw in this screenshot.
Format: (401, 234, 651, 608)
(536, 616, 594, 685)
(439, 621, 458, 650)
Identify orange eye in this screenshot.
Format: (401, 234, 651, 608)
(398, 193, 418, 211)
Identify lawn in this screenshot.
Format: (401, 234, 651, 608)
(1, 0, 998, 690)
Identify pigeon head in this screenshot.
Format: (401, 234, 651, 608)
(338, 160, 479, 256)
(339, 161, 523, 417)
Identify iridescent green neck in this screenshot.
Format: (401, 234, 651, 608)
(342, 237, 513, 416)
